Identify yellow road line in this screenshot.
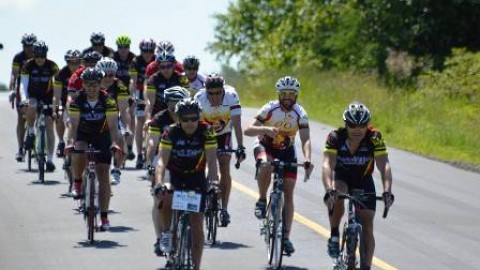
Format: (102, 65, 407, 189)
(232, 180, 398, 270)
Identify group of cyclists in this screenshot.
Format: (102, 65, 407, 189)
(9, 32, 394, 270)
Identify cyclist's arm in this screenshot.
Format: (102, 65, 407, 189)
(299, 127, 312, 163)
(375, 154, 392, 193)
(67, 113, 79, 144)
(244, 119, 269, 137)
(118, 97, 131, 132)
(9, 65, 20, 90)
(206, 146, 218, 182)
(155, 146, 171, 186)
(19, 73, 30, 102)
(145, 82, 155, 121)
(322, 151, 336, 191)
(146, 133, 160, 166)
(231, 114, 244, 148)
(106, 107, 119, 145)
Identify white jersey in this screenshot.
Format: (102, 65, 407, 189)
(255, 100, 309, 149)
(194, 85, 241, 136)
(188, 73, 206, 91)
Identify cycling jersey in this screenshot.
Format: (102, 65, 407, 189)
(145, 61, 184, 78)
(146, 71, 189, 116)
(254, 101, 309, 150)
(188, 73, 206, 92)
(54, 66, 74, 106)
(82, 46, 114, 58)
(129, 54, 155, 93)
(67, 65, 86, 92)
(105, 78, 129, 103)
(324, 127, 387, 181)
(20, 59, 59, 100)
(194, 85, 241, 136)
(68, 90, 117, 134)
(113, 51, 136, 87)
(160, 121, 216, 174)
(148, 109, 174, 136)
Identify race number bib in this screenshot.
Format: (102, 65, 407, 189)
(172, 190, 202, 212)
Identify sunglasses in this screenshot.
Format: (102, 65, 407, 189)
(180, 116, 199, 122)
(141, 50, 154, 54)
(34, 55, 46, 59)
(105, 73, 116, 78)
(159, 63, 174, 70)
(118, 46, 130, 49)
(185, 66, 198, 71)
(279, 91, 297, 97)
(207, 91, 222, 96)
(346, 123, 368, 129)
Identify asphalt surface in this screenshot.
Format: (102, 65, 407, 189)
(0, 95, 479, 270)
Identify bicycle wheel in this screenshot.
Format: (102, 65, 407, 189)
(205, 193, 218, 245)
(356, 226, 366, 269)
(27, 149, 33, 172)
(86, 177, 96, 244)
(344, 226, 358, 270)
(37, 129, 46, 183)
(176, 214, 194, 269)
(64, 156, 73, 193)
(267, 195, 284, 269)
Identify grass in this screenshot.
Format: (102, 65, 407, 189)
(234, 70, 480, 169)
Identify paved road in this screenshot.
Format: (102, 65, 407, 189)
(0, 96, 479, 270)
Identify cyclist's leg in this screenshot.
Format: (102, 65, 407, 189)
(126, 103, 136, 158)
(356, 179, 377, 269)
(190, 212, 205, 270)
(16, 105, 26, 156)
(45, 115, 55, 161)
(72, 140, 87, 196)
(95, 133, 113, 227)
(135, 113, 146, 167)
(25, 98, 37, 144)
(55, 111, 66, 155)
(216, 133, 233, 208)
(253, 144, 273, 201)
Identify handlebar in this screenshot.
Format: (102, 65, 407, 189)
(256, 159, 310, 182)
(218, 148, 245, 169)
(330, 191, 390, 218)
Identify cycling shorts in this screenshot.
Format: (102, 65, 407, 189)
(76, 131, 112, 164)
(335, 176, 377, 211)
(216, 132, 233, 155)
(253, 144, 298, 180)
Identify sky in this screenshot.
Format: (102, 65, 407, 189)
(0, 0, 232, 85)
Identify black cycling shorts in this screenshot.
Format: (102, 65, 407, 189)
(76, 131, 112, 164)
(335, 176, 377, 211)
(216, 132, 233, 155)
(253, 144, 298, 180)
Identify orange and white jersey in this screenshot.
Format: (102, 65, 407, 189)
(194, 85, 241, 136)
(255, 100, 309, 149)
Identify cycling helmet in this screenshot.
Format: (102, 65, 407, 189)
(139, 38, 156, 51)
(164, 86, 191, 103)
(183, 55, 200, 69)
(175, 98, 202, 116)
(21, 33, 37, 46)
(156, 40, 175, 54)
(343, 102, 371, 126)
(83, 51, 103, 63)
(64, 49, 82, 61)
(90, 32, 105, 45)
(95, 57, 118, 73)
(155, 51, 176, 63)
(32, 41, 48, 56)
(115, 35, 131, 46)
(205, 73, 225, 89)
(81, 67, 104, 82)
(275, 76, 300, 92)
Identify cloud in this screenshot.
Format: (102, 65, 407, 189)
(0, 0, 40, 10)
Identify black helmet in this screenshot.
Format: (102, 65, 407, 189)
(175, 98, 202, 116)
(205, 73, 225, 89)
(139, 38, 156, 51)
(81, 67, 104, 82)
(155, 51, 176, 63)
(64, 49, 82, 61)
(343, 102, 371, 126)
(90, 32, 105, 45)
(21, 33, 37, 46)
(32, 41, 48, 56)
(183, 55, 200, 69)
(164, 86, 190, 103)
(83, 51, 103, 63)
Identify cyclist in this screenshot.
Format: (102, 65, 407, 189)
(194, 73, 245, 227)
(19, 41, 60, 172)
(183, 55, 206, 96)
(67, 67, 120, 230)
(82, 32, 114, 58)
(145, 51, 189, 118)
(53, 49, 82, 157)
(145, 40, 184, 79)
(129, 38, 156, 169)
(10, 33, 37, 162)
(147, 86, 190, 256)
(322, 102, 394, 270)
(67, 51, 103, 95)
(244, 76, 314, 255)
(113, 35, 136, 161)
(153, 98, 218, 270)
(95, 57, 131, 185)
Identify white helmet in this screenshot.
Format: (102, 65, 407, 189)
(95, 57, 118, 73)
(275, 76, 300, 92)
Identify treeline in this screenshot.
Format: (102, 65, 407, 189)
(209, 0, 480, 77)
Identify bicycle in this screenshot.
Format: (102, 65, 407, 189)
(256, 159, 309, 269)
(204, 147, 243, 245)
(33, 102, 55, 182)
(165, 189, 203, 270)
(71, 145, 102, 244)
(331, 190, 390, 270)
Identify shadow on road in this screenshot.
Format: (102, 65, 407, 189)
(206, 241, 250, 250)
(265, 266, 309, 270)
(75, 240, 127, 249)
(108, 225, 137, 233)
(29, 180, 61, 185)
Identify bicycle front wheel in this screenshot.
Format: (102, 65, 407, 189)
(37, 129, 46, 183)
(356, 226, 366, 269)
(177, 215, 194, 269)
(205, 193, 218, 245)
(267, 197, 284, 269)
(86, 177, 96, 244)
